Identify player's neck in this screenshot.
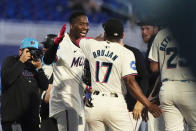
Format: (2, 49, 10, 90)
(68, 33, 77, 45)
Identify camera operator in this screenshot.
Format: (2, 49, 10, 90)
(1, 38, 48, 131)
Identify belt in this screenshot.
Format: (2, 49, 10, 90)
(93, 91, 118, 97)
(162, 78, 196, 83)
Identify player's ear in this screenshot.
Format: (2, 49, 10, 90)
(19, 49, 22, 55)
(70, 23, 73, 30)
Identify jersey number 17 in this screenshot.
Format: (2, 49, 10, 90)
(95, 61, 113, 83)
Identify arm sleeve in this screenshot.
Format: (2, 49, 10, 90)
(1, 56, 25, 86)
(148, 34, 159, 62)
(43, 44, 59, 64)
(121, 51, 137, 78)
(147, 31, 162, 97)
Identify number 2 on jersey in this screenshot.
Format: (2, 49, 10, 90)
(96, 61, 113, 83)
(167, 47, 187, 68)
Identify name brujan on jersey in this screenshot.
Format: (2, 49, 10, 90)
(71, 57, 84, 67)
(93, 49, 118, 61)
(160, 36, 171, 51)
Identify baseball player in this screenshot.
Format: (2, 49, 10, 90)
(148, 28, 196, 131)
(138, 20, 165, 131)
(75, 18, 162, 131)
(43, 11, 89, 131)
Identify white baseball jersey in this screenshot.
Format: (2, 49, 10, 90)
(148, 29, 195, 81)
(149, 29, 196, 131)
(78, 39, 137, 96)
(42, 63, 53, 80)
(49, 33, 86, 117)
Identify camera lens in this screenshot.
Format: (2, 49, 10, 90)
(27, 48, 43, 61)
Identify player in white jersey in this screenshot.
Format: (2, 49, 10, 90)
(43, 11, 89, 131)
(148, 28, 196, 131)
(138, 20, 165, 131)
(75, 18, 162, 131)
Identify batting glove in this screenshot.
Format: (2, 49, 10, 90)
(54, 24, 66, 45)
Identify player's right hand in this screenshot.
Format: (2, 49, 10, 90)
(147, 103, 162, 118)
(54, 24, 66, 45)
(19, 48, 31, 63)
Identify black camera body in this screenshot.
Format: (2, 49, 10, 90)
(28, 48, 43, 61)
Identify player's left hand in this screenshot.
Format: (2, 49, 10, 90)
(54, 24, 66, 45)
(133, 101, 144, 120)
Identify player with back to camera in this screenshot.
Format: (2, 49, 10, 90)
(68, 18, 162, 131)
(148, 28, 196, 131)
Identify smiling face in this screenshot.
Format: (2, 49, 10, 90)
(70, 15, 89, 41)
(141, 25, 158, 43)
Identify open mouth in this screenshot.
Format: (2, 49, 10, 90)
(80, 31, 87, 37)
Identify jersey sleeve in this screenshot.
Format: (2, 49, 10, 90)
(121, 50, 138, 78)
(148, 34, 159, 62)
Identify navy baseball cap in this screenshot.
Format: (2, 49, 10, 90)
(20, 38, 39, 49)
(102, 18, 124, 38)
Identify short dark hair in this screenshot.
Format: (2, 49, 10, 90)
(102, 18, 124, 39)
(69, 11, 87, 24)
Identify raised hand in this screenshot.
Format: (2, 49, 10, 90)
(54, 24, 66, 45)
